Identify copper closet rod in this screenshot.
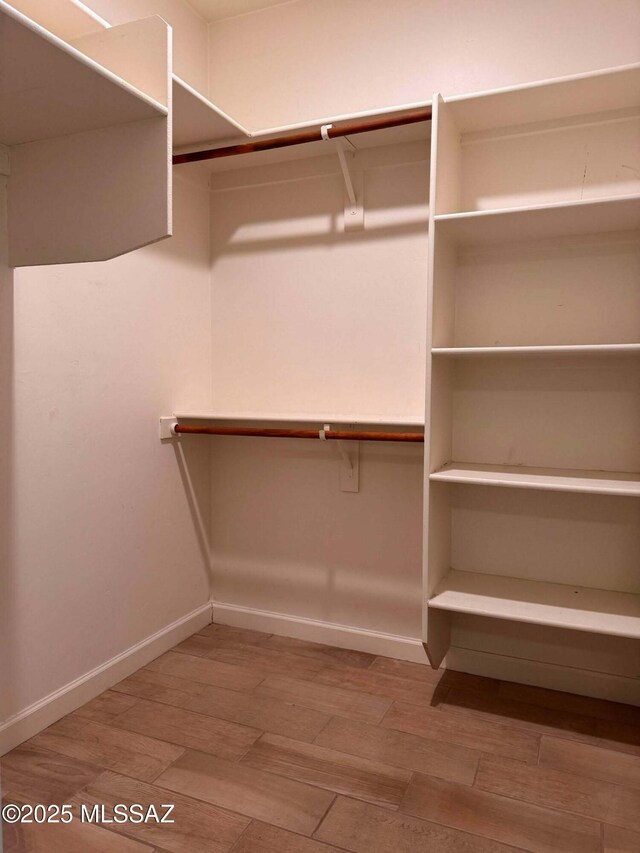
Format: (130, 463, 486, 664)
(173, 106, 433, 165)
(174, 425, 424, 443)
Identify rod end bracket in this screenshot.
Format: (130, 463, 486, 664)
(160, 416, 178, 440)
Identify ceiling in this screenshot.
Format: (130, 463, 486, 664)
(188, 0, 295, 23)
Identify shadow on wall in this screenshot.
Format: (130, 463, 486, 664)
(171, 436, 212, 586)
(210, 149, 431, 258)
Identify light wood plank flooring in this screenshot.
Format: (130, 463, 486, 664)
(2, 624, 639, 852)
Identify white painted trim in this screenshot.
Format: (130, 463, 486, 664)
(0, 603, 213, 756)
(3, 601, 637, 757)
(211, 600, 428, 663)
(446, 646, 640, 706)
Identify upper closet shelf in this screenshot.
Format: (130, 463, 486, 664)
(445, 62, 640, 134)
(435, 196, 640, 246)
(2, 0, 248, 150)
(172, 75, 249, 148)
(174, 411, 425, 427)
(430, 462, 640, 497)
(2, 1, 172, 268)
(0, 0, 166, 147)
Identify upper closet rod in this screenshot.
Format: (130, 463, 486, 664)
(174, 425, 424, 443)
(172, 106, 433, 165)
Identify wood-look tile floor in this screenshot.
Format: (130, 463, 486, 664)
(2, 624, 639, 852)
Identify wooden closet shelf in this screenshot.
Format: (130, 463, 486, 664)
(434, 195, 640, 245)
(432, 344, 640, 357)
(429, 570, 640, 639)
(430, 462, 640, 497)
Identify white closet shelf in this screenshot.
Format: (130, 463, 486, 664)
(174, 411, 425, 427)
(446, 62, 640, 134)
(0, 0, 166, 147)
(430, 462, 640, 497)
(429, 569, 640, 640)
(172, 76, 249, 148)
(432, 344, 640, 357)
(435, 195, 640, 246)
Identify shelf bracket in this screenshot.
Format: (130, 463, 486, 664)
(322, 424, 360, 492)
(159, 416, 178, 440)
(321, 125, 364, 231)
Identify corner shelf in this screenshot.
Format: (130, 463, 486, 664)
(430, 462, 640, 497)
(429, 570, 640, 640)
(434, 195, 640, 246)
(1, 0, 172, 267)
(0, 0, 166, 147)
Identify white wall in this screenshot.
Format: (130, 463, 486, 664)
(0, 174, 213, 751)
(208, 147, 429, 419)
(207, 0, 640, 130)
(211, 438, 425, 638)
(208, 145, 429, 642)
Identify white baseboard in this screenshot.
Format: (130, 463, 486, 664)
(3, 600, 637, 758)
(213, 602, 639, 705)
(446, 646, 640, 706)
(0, 603, 213, 756)
(211, 600, 428, 664)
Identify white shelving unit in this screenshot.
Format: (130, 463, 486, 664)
(423, 64, 640, 668)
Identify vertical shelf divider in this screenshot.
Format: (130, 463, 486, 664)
(423, 94, 454, 667)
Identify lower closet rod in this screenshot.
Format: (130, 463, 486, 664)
(174, 425, 424, 443)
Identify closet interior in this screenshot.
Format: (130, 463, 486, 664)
(2, 0, 639, 710)
(175, 62, 640, 699)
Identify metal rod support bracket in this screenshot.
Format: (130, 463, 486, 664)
(324, 424, 360, 492)
(321, 126, 363, 231)
(334, 141, 364, 231)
